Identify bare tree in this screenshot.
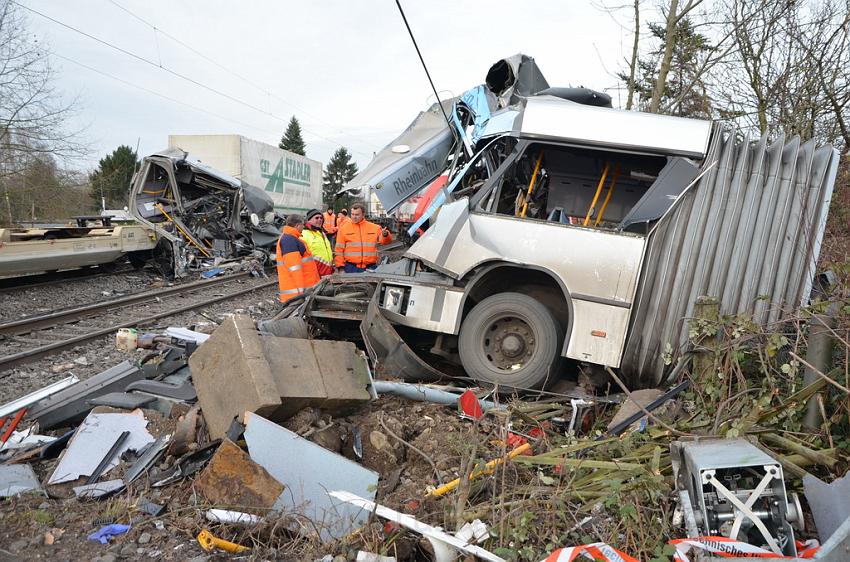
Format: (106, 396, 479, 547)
(711, 0, 850, 154)
(0, 0, 86, 224)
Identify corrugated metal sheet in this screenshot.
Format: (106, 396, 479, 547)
(622, 125, 840, 385)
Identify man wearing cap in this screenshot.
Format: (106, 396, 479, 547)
(301, 209, 334, 277)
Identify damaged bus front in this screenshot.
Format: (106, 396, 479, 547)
(128, 149, 281, 276)
(276, 55, 839, 390)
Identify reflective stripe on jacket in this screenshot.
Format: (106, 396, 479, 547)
(275, 226, 320, 303)
(301, 227, 334, 277)
(322, 211, 338, 235)
(333, 219, 393, 268)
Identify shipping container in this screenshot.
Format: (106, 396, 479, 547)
(167, 135, 324, 215)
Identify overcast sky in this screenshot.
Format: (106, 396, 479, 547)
(20, 0, 643, 171)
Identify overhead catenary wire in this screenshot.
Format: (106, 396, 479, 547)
(12, 0, 374, 158)
(106, 0, 380, 155)
(394, 0, 454, 131)
(49, 51, 282, 138)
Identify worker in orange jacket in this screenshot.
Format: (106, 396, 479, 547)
(275, 214, 320, 303)
(336, 208, 350, 230)
(322, 205, 338, 243)
(334, 203, 393, 273)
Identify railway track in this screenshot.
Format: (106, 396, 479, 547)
(0, 271, 276, 371)
(0, 264, 139, 293)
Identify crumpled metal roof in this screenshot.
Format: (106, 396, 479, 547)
(150, 148, 242, 190)
(622, 125, 839, 384)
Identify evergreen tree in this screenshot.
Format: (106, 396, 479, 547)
(322, 147, 358, 208)
(279, 116, 306, 155)
(89, 145, 139, 210)
(618, 16, 713, 118)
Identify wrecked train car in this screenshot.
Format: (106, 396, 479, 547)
(128, 149, 281, 276)
(273, 55, 840, 390)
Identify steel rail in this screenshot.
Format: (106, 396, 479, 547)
(0, 265, 136, 293)
(0, 278, 276, 371)
(0, 271, 255, 336)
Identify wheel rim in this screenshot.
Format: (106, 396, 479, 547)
(480, 313, 537, 372)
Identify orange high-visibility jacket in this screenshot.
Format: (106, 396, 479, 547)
(275, 226, 320, 302)
(334, 219, 393, 269)
(322, 211, 338, 235)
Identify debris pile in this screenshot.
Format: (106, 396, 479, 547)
(0, 298, 848, 562)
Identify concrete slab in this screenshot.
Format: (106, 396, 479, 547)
(191, 315, 372, 439)
(189, 315, 282, 439)
(244, 411, 379, 542)
(195, 439, 284, 510)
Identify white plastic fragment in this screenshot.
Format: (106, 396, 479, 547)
(205, 509, 263, 526)
(165, 327, 211, 344)
(329, 490, 505, 562)
(456, 519, 490, 545)
(0, 430, 55, 451)
(356, 552, 397, 562)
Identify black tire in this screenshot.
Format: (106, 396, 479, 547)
(458, 292, 564, 391)
(128, 251, 150, 270)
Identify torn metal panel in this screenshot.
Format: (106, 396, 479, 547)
(48, 410, 154, 485)
(73, 479, 125, 500)
(484, 53, 549, 106)
(0, 464, 44, 497)
(0, 375, 79, 419)
(623, 128, 840, 384)
(243, 412, 379, 542)
(27, 361, 146, 429)
(361, 296, 446, 382)
(619, 157, 701, 230)
(345, 99, 456, 213)
(803, 472, 850, 543)
(124, 434, 171, 485)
